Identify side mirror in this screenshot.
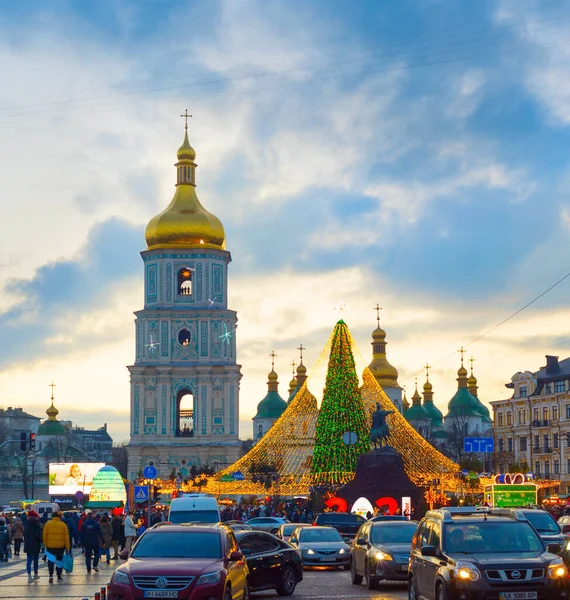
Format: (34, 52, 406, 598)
(547, 543, 562, 555)
(356, 537, 367, 546)
(240, 548, 252, 556)
(421, 545, 437, 557)
(229, 551, 244, 561)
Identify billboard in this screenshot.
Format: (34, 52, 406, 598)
(484, 484, 538, 508)
(49, 463, 105, 495)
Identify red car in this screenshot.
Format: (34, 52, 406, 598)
(108, 523, 248, 600)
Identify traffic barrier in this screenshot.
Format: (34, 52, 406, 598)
(101, 586, 107, 599)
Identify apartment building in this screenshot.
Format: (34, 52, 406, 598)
(491, 355, 570, 496)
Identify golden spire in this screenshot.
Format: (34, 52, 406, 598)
(145, 117, 225, 250)
(368, 306, 399, 388)
(457, 348, 469, 388)
(468, 356, 478, 396)
(423, 363, 433, 397)
(46, 381, 59, 420)
(288, 360, 297, 395)
(402, 386, 410, 411)
(267, 353, 278, 392)
(411, 379, 422, 405)
(296, 344, 308, 385)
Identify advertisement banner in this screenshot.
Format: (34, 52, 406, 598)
(49, 463, 105, 495)
(401, 496, 411, 519)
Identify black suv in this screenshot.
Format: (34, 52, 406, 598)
(313, 512, 366, 540)
(408, 508, 569, 600)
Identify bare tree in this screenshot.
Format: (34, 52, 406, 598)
(445, 416, 471, 463)
(110, 442, 129, 479)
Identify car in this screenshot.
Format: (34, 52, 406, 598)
(107, 523, 249, 600)
(493, 508, 568, 548)
(289, 525, 350, 569)
(313, 512, 366, 540)
(235, 530, 303, 595)
(247, 516, 288, 534)
(168, 494, 220, 524)
(276, 523, 311, 542)
(408, 508, 569, 600)
(351, 520, 418, 589)
(558, 515, 570, 534)
(368, 515, 410, 523)
(228, 523, 253, 532)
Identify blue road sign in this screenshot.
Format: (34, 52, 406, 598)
(232, 471, 245, 481)
(464, 437, 495, 453)
(134, 486, 149, 502)
(143, 465, 158, 479)
(75, 491, 84, 500)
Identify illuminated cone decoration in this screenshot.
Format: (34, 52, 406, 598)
(311, 320, 370, 484)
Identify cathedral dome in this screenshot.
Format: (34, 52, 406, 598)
(145, 129, 226, 250)
(447, 362, 481, 418)
(37, 401, 66, 437)
(404, 386, 430, 422)
(254, 369, 287, 420)
(368, 322, 400, 389)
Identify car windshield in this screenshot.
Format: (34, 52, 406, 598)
(524, 511, 560, 533)
(319, 514, 364, 523)
(371, 525, 416, 544)
(444, 522, 543, 554)
(300, 528, 342, 543)
(131, 532, 222, 558)
(169, 510, 219, 524)
(283, 524, 299, 535)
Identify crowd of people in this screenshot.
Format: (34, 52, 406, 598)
(0, 507, 156, 584)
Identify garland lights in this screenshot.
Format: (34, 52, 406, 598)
(154, 320, 461, 496)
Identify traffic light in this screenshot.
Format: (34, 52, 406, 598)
(29, 433, 36, 451)
(20, 432, 26, 452)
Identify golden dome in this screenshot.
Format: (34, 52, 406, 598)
(458, 364, 468, 378)
(423, 380, 433, 393)
(268, 369, 278, 382)
(468, 373, 477, 387)
(368, 322, 400, 389)
(177, 129, 196, 161)
(46, 401, 59, 420)
(145, 129, 226, 250)
(372, 325, 386, 342)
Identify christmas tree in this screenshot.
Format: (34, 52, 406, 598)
(311, 320, 370, 484)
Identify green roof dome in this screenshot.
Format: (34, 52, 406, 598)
(432, 429, 449, 439)
(37, 419, 66, 437)
(447, 361, 482, 418)
(254, 368, 287, 420)
(37, 400, 66, 437)
(404, 386, 430, 423)
(254, 391, 287, 419)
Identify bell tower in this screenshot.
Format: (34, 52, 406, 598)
(127, 118, 242, 480)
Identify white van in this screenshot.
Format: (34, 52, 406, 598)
(32, 502, 60, 516)
(168, 494, 220, 524)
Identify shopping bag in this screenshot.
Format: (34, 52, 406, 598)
(62, 552, 74, 573)
(7, 546, 12, 559)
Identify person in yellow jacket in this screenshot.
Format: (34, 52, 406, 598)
(42, 512, 70, 583)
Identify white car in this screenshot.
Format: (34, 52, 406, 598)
(247, 516, 288, 534)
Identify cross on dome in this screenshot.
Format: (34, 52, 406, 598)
(180, 109, 192, 130)
(373, 303, 382, 325)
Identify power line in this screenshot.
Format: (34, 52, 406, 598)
(403, 268, 570, 381)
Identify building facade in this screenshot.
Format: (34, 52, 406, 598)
(491, 355, 570, 495)
(126, 126, 242, 480)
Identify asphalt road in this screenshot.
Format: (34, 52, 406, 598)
(256, 568, 408, 600)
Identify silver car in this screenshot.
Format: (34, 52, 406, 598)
(246, 516, 288, 534)
(276, 523, 311, 542)
(289, 525, 350, 568)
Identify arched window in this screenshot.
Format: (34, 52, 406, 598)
(176, 390, 194, 437)
(178, 329, 191, 346)
(178, 268, 192, 296)
(257, 424, 263, 438)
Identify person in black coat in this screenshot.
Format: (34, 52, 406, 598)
(80, 513, 104, 573)
(24, 511, 42, 582)
(111, 514, 121, 560)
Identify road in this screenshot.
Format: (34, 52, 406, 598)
(0, 554, 408, 599)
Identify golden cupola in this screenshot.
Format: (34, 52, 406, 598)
(145, 124, 226, 250)
(368, 314, 400, 389)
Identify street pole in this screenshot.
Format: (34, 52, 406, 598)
(147, 480, 152, 528)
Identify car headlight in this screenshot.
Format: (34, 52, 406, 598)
(453, 562, 481, 582)
(548, 560, 568, 579)
(112, 570, 130, 585)
(306, 549, 315, 555)
(197, 571, 222, 585)
(339, 548, 347, 555)
(565, 539, 570, 552)
(375, 551, 394, 561)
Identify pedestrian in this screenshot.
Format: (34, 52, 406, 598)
(24, 510, 42, 583)
(0, 519, 11, 562)
(99, 515, 112, 565)
(124, 511, 137, 552)
(80, 512, 104, 573)
(111, 514, 121, 559)
(11, 516, 24, 555)
(42, 511, 70, 583)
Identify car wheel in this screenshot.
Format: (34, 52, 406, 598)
(276, 565, 297, 596)
(437, 583, 448, 600)
(365, 563, 378, 590)
(350, 559, 363, 585)
(408, 576, 417, 600)
(224, 586, 232, 600)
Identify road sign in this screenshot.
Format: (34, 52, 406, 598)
(134, 486, 149, 501)
(75, 491, 84, 500)
(464, 437, 494, 453)
(143, 465, 158, 479)
(232, 471, 245, 481)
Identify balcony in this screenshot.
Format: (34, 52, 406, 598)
(532, 420, 550, 427)
(533, 446, 553, 454)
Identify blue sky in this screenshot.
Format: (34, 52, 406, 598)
(2, 0, 570, 442)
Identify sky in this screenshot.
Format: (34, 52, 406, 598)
(2, 0, 570, 444)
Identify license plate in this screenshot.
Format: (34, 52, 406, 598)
(143, 592, 178, 599)
(499, 593, 537, 600)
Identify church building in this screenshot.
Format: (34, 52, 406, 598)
(126, 123, 242, 480)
